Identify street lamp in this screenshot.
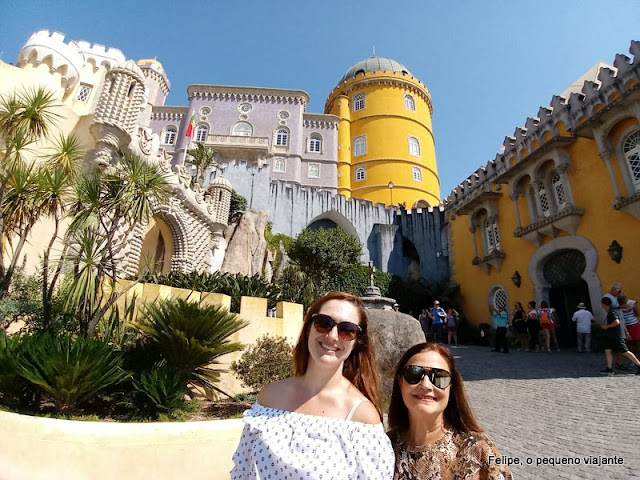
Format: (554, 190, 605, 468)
(607, 240, 623, 264)
(388, 181, 394, 206)
(511, 270, 522, 288)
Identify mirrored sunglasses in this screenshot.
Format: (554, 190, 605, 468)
(402, 365, 452, 389)
(311, 313, 361, 341)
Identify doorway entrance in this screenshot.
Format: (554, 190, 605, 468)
(543, 249, 590, 348)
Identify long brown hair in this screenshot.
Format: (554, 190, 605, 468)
(388, 342, 483, 433)
(292, 291, 382, 418)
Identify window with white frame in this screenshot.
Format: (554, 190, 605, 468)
(552, 171, 567, 209)
(355, 166, 366, 181)
(538, 182, 551, 217)
(409, 136, 421, 157)
(162, 126, 177, 145)
(308, 133, 322, 153)
(232, 121, 253, 136)
(76, 84, 92, 102)
(412, 166, 422, 181)
(273, 158, 286, 173)
(404, 94, 415, 111)
(623, 130, 640, 191)
(308, 163, 320, 178)
(484, 217, 501, 252)
(353, 93, 365, 111)
(275, 128, 289, 146)
(195, 124, 209, 142)
(353, 136, 366, 156)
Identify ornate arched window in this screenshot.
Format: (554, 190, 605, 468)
(408, 136, 421, 157)
(308, 163, 320, 178)
(308, 133, 322, 153)
(538, 182, 551, 217)
(353, 136, 366, 156)
(195, 124, 209, 142)
(552, 171, 567, 210)
(404, 94, 416, 111)
(491, 287, 508, 310)
(355, 166, 366, 181)
(232, 121, 253, 136)
(275, 128, 289, 146)
(353, 93, 365, 111)
(273, 157, 286, 173)
(412, 166, 422, 181)
(623, 130, 640, 191)
(162, 126, 177, 145)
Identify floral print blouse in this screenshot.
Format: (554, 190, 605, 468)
(388, 428, 512, 480)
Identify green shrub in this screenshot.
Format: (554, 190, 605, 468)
(0, 332, 31, 401)
(134, 298, 248, 399)
(230, 335, 293, 392)
(132, 366, 189, 418)
(12, 334, 128, 410)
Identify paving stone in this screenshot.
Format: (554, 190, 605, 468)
(449, 345, 639, 480)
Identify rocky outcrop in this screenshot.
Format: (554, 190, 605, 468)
(367, 309, 426, 396)
(221, 210, 269, 276)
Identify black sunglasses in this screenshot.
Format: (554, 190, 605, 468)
(311, 313, 361, 341)
(402, 365, 452, 389)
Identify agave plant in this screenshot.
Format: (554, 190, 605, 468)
(0, 332, 31, 401)
(12, 333, 128, 410)
(133, 298, 248, 398)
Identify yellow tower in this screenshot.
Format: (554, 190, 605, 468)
(325, 57, 440, 207)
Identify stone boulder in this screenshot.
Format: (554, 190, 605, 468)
(221, 210, 269, 276)
(366, 309, 426, 397)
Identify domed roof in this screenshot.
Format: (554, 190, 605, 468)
(339, 56, 412, 83)
(210, 175, 231, 188)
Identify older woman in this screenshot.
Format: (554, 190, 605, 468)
(387, 342, 512, 479)
(231, 291, 394, 479)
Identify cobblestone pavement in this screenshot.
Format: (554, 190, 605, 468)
(451, 345, 640, 480)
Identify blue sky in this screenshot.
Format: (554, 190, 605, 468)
(1, 0, 638, 199)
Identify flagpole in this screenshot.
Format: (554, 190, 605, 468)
(182, 109, 196, 165)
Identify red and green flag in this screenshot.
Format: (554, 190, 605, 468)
(185, 111, 196, 138)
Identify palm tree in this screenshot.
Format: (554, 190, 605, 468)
(65, 152, 171, 336)
(186, 142, 218, 186)
(0, 87, 61, 297)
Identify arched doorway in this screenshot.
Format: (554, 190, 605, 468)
(138, 217, 174, 274)
(542, 249, 591, 348)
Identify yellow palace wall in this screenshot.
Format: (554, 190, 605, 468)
(450, 116, 640, 327)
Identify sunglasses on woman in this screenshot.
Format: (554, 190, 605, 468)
(402, 365, 452, 389)
(311, 313, 361, 341)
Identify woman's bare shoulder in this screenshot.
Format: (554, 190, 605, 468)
(350, 399, 382, 424)
(257, 377, 297, 409)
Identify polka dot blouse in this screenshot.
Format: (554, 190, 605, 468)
(231, 402, 395, 479)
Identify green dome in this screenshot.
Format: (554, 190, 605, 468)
(339, 56, 412, 83)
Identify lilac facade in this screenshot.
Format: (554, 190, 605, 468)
(149, 85, 339, 192)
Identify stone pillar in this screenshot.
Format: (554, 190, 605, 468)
(594, 130, 622, 199)
(469, 225, 479, 258)
(510, 193, 522, 228)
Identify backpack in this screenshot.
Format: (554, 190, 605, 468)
(539, 308, 555, 326)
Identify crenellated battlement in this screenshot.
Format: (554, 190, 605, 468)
(17, 30, 126, 91)
(444, 40, 640, 212)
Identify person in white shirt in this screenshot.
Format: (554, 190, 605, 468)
(572, 302, 594, 353)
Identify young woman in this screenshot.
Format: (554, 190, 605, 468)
(231, 291, 394, 479)
(446, 307, 459, 345)
(387, 343, 512, 479)
(511, 302, 528, 351)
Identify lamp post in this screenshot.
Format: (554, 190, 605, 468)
(388, 181, 394, 206)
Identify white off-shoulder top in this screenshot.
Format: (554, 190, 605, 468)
(231, 402, 394, 479)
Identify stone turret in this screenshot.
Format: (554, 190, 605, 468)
(208, 176, 232, 225)
(91, 60, 146, 166)
(137, 59, 171, 125)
